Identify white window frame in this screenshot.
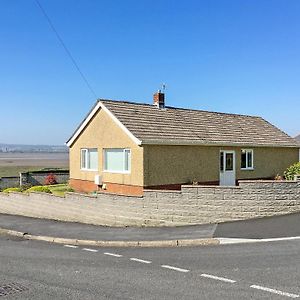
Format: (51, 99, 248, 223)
(80, 148, 98, 171)
(241, 149, 254, 170)
(103, 148, 131, 174)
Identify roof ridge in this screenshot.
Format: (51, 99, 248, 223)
(99, 98, 261, 119)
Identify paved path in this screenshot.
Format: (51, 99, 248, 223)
(1, 234, 300, 299)
(0, 214, 216, 241)
(1, 212, 300, 242)
(214, 212, 300, 239)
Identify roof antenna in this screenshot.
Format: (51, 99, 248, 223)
(161, 83, 166, 93)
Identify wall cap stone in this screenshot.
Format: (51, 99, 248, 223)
(66, 192, 97, 198)
(182, 185, 240, 189)
(144, 189, 181, 194)
(238, 180, 298, 183)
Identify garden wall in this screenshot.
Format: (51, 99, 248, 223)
(0, 176, 20, 190)
(0, 180, 299, 227)
(0, 170, 69, 190)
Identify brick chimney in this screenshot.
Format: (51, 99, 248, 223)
(153, 90, 165, 108)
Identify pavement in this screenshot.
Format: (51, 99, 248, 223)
(1, 212, 300, 247)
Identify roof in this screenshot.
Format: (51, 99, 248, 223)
(295, 134, 300, 142)
(66, 99, 300, 148)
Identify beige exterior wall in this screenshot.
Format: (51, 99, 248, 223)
(143, 145, 299, 186)
(69, 108, 299, 189)
(69, 108, 144, 186)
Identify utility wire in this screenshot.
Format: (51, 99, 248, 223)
(35, 0, 98, 99)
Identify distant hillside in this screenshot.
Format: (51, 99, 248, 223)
(0, 143, 68, 153)
(295, 134, 300, 141)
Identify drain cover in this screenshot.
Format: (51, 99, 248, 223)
(0, 283, 28, 297)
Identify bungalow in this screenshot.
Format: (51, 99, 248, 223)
(66, 92, 300, 195)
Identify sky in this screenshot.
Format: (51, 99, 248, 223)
(0, 0, 299, 145)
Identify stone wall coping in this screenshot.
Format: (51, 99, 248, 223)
(6, 191, 29, 196)
(144, 189, 181, 194)
(27, 191, 64, 197)
(66, 192, 97, 199)
(96, 191, 144, 198)
(182, 185, 241, 189)
(238, 180, 298, 183)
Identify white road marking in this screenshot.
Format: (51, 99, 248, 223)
(82, 248, 98, 252)
(259, 236, 300, 242)
(130, 258, 152, 264)
(218, 236, 300, 245)
(201, 273, 236, 283)
(104, 252, 123, 257)
(64, 245, 78, 249)
(250, 285, 299, 298)
(161, 265, 189, 273)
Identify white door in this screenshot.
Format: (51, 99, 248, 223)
(219, 151, 236, 186)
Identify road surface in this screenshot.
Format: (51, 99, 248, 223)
(1, 234, 300, 299)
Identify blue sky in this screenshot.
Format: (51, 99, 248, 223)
(1, 0, 299, 145)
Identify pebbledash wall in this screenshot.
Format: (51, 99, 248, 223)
(0, 171, 69, 190)
(0, 180, 299, 226)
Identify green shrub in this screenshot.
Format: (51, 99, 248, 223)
(19, 184, 32, 192)
(284, 162, 300, 180)
(48, 184, 73, 196)
(2, 187, 22, 193)
(26, 186, 52, 194)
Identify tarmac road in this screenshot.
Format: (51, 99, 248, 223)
(1, 234, 300, 299)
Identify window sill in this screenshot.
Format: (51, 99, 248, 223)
(103, 170, 131, 174)
(80, 168, 98, 172)
(241, 168, 254, 171)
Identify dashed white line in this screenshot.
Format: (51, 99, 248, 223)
(64, 245, 78, 249)
(82, 248, 98, 253)
(250, 285, 299, 298)
(161, 265, 189, 273)
(63, 245, 299, 300)
(104, 252, 123, 257)
(201, 273, 236, 283)
(130, 258, 152, 264)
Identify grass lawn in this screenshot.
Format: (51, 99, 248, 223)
(0, 166, 44, 177)
(47, 184, 73, 197)
(0, 166, 68, 177)
(0, 152, 69, 177)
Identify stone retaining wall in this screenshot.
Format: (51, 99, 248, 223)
(0, 180, 299, 227)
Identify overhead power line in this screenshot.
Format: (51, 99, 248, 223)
(35, 0, 98, 99)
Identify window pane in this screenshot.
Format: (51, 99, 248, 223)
(124, 149, 131, 171)
(241, 150, 246, 169)
(105, 149, 124, 172)
(81, 149, 87, 169)
(88, 149, 98, 170)
(220, 152, 224, 171)
(225, 153, 233, 171)
(247, 151, 252, 168)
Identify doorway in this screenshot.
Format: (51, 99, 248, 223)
(219, 150, 236, 186)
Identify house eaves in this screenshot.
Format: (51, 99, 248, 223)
(140, 139, 300, 148)
(66, 101, 142, 147)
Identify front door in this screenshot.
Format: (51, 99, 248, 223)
(219, 150, 236, 186)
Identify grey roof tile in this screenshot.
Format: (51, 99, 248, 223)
(100, 99, 299, 147)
